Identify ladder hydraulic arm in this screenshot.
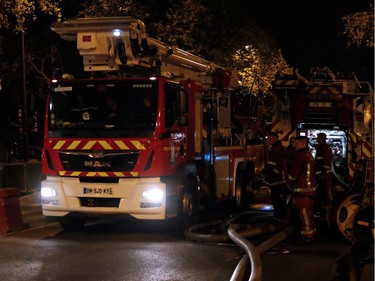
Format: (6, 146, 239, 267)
(51, 17, 222, 78)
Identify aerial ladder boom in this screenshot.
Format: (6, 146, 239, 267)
(51, 17, 237, 87)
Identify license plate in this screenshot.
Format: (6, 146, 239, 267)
(83, 187, 113, 195)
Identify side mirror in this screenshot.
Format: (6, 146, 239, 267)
(177, 90, 187, 114)
(176, 89, 188, 126)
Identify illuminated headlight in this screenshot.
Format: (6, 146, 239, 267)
(113, 29, 121, 36)
(41, 187, 57, 197)
(142, 188, 163, 202)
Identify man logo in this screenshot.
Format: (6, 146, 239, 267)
(89, 151, 105, 158)
(84, 160, 111, 168)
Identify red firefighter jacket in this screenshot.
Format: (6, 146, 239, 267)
(315, 142, 333, 176)
(287, 147, 315, 195)
(286, 145, 295, 173)
(264, 140, 287, 186)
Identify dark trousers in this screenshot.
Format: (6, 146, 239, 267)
(315, 174, 333, 211)
(269, 184, 288, 220)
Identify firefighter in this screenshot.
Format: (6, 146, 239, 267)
(264, 131, 288, 222)
(287, 136, 316, 242)
(314, 132, 333, 216)
(136, 95, 157, 128)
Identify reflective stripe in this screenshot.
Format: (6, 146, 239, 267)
(306, 163, 312, 189)
(316, 169, 332, 175)
(267, 161, 276, 166)
(323, 165, 331, 170)
(293, 187, 315, 193)
(301, 208, 315, 236)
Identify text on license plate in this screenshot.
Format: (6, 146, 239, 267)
(83, 187, 113, 195)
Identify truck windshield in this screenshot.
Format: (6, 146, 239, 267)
(48, 80, 158, 138)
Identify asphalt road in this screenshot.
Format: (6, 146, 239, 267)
(0, 189, 373, 281)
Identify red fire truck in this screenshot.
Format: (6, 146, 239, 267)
(41, 17, 265, 230)
(270, 67, 373, 185)
(270, 67, 374, 241)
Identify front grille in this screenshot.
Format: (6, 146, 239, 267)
(59, 150, 139, 171)
(80, 177, 119, 183)
(80, 197, 120, 208)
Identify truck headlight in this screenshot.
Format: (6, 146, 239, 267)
(41, 187, 57, 197)
(142, 188, 163, 202)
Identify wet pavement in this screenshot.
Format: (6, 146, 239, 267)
(3, 188, 374, 280)
(19, 190, 58, 231)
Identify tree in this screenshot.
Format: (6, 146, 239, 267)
(0, 1, 63, 98)
(233, 45, 291, 95)
(0, 0, 61, 32)
(0, 1, 62, 148)
(203, 0, 290, 94)
(149, 0, 211, 54)
(342, 5, 374, 49)
(77, 0, 147, 20)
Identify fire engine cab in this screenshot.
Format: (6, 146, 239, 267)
(270, 67, 373, 185)
(41, 17, 265, 230)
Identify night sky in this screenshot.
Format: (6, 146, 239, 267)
(244, 0, 374, 82)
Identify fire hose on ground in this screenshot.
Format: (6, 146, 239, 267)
(183, 209, 295, 281)
(228, 224, 294, 281)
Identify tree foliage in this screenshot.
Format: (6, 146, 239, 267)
(77, 0, 146, 20)
(0, 0, 62, 32)
(342, 5, 374, 49)
(149, 0, 211, 54)
(0, 1, 62, 145)
(233, 45, 291, 95)
(202, 0, 290, 94)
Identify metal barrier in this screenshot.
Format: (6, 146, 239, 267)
(0, 187, 25, 234)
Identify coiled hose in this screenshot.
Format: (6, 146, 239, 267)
(184, 208, 295, 281)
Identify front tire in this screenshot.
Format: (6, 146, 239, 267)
(178, 175, 199, 225)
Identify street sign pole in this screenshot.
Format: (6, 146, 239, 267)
(21, 31, 29, 163)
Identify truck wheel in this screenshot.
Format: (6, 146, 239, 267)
(332, 193, 361, 241)
(235, 167, 250, 212)
(178, 176, 199, 225)
(58, 217, 86, 231)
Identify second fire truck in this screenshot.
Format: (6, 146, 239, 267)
(270, 67, 374, 240)
(41, 17, 265, 230)
(270, 67, 373, 184)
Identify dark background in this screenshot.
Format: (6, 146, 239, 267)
(242, 0, 374, 82)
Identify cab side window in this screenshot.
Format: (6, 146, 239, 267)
(165, 83, 180, 129)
